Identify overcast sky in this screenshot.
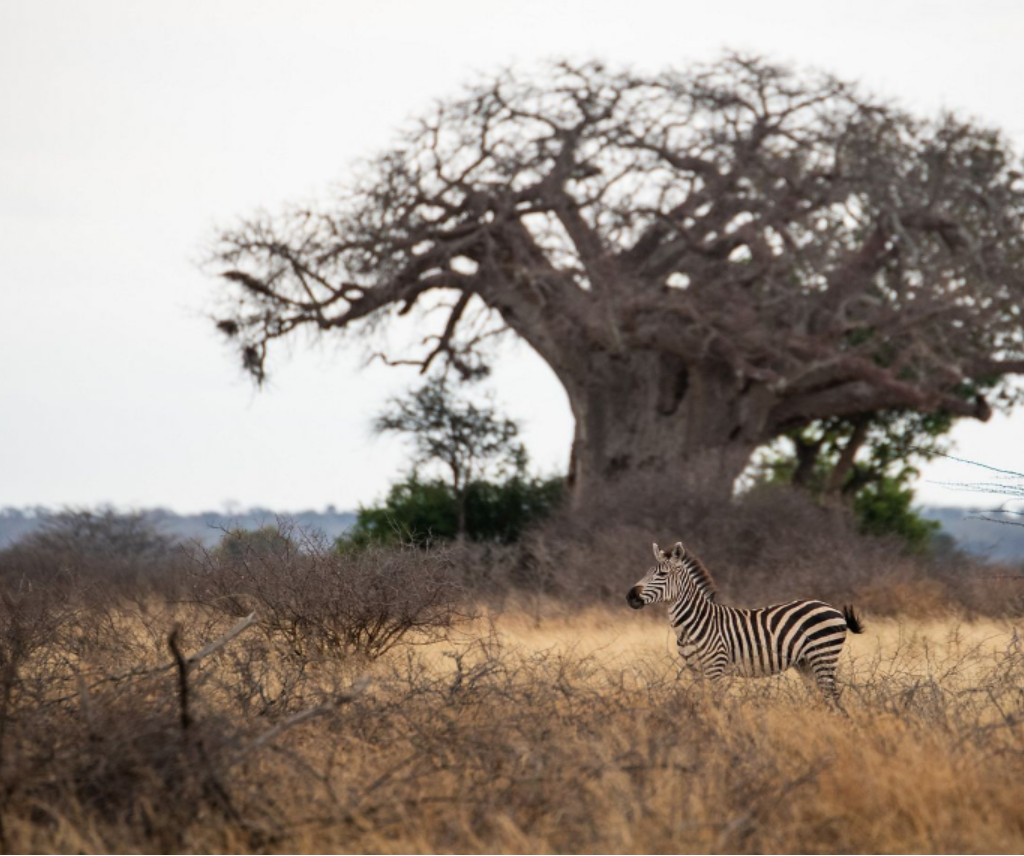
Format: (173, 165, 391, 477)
(2, 0, 1023, 513)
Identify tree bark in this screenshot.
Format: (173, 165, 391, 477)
(563, 351, 764, 509)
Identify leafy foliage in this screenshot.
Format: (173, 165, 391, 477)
(374, 376, 536, 538)
(757, 410, 951, 549)
(341, 474, 564, 548)
(853, 477, 941, 552)
(375, 376, 524, 488)
(765, 411, 952, 491)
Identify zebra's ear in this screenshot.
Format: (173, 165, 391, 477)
(652, 542, 665, 561)
(671, 542, 685, 560)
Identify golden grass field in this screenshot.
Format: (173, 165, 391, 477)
(6, 598, 1024, 854)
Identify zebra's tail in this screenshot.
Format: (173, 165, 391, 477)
(843, 604, 865, 634)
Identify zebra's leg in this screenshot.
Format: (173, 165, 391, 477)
(676, 639, 702, 679)
(697, 651, 730, 694)
(805, 651, 847, 713)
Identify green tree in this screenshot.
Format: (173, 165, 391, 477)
(853, 477, 940, 552)
(374, 377, 526, 540)
(758, 409, 950, 548)
(766, 410, 951, 495)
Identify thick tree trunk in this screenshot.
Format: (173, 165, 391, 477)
(563, 351, 768, 510)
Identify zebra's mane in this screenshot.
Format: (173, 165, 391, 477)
(678, 550, 718, 603)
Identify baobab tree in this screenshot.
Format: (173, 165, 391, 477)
(210, 55, 1024, 506)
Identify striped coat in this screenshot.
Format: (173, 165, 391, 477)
(627, 541, 864, 701)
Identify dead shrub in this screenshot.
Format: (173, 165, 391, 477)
(187, 521, 471, 660)
(0, 508, 184, 612)
(22, 688, 246, 851)
(0, 560, 1023, 853)
(519, 480, 1010, 618)
(0, 601, 364, 853)
(855, 577, 955, 617)
(2, 496, 1024, 851)
(284, 620, 1024, 854)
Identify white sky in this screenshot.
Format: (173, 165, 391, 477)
(2, 0, 1023, 513)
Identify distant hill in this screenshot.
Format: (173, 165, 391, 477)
(920, 507, 1024, 564)
(0, 506, 357, 550)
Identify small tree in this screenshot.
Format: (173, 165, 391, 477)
(766, 410, 952, 494)
(375, 377, 526, 539)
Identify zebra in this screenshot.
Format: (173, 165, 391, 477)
(626, 541, 864, 703)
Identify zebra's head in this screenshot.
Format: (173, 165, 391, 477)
(627, 542, 685, 609)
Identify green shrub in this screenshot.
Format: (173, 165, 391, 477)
(341, 475, 564, 548)
(853, 477, 941, 553)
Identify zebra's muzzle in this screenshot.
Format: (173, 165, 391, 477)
(627, 587, 645, 609)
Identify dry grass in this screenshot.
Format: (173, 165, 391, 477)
(3, 506, 1024, 853)
(3, 592, 1024, 854)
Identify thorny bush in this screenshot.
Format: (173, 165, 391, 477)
(0, 507, 1023, 851)
(187, 521, 471, 660)
(514, 479, 1024, 618)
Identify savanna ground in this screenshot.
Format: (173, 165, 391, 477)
(2, 488, 1024, 854)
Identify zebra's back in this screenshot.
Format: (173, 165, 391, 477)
(715, 599, 849, 678)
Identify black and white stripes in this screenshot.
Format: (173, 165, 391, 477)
(627, 541, 864, 701)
